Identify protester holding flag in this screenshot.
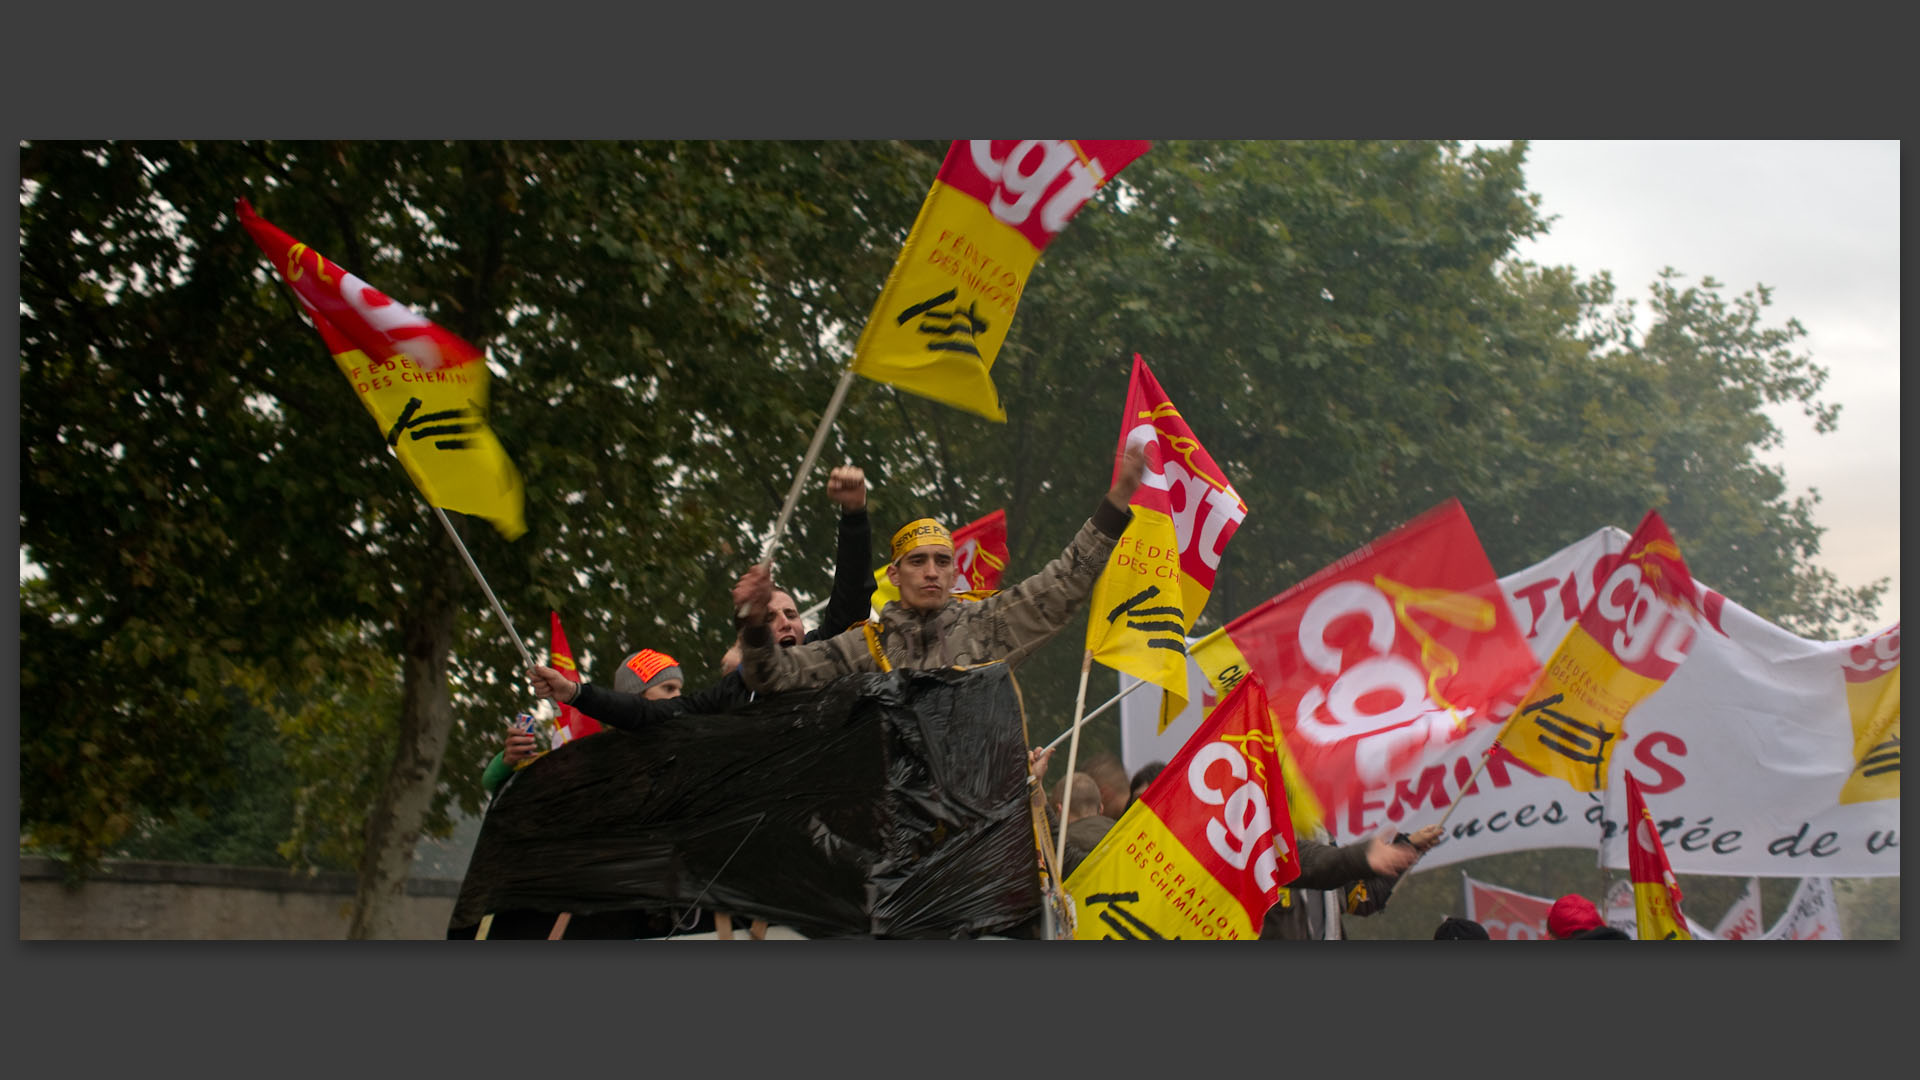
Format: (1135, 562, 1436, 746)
(484, 648, 685, 796)
(1259, 824, 1443, 940)
(528, 466, 876, 726)
(729, 445, 1148, 690)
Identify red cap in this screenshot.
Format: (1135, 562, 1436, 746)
(1548, 894, 1605, 939)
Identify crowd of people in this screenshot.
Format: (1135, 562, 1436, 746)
(473, 448, 1635, 941)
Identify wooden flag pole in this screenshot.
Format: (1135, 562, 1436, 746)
(1432, 714, 1521, 834)
(1052, 650, 1096, 878)
(1042, 676, 1155, 752)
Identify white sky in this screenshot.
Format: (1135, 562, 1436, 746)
(1482, 139, 1899, 632)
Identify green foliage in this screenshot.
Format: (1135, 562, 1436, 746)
(18, 140, 1885, 901)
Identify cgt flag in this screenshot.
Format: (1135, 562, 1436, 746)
(1065, 675, 1300, 939)
(1497, 509, 1701, 791)
(1086, 355, 1246, 724)
(1182, 501, 1539, 821)
(1625, 771, 1692, 939)
(237, 199, 526, 539)
(547, 612, 596, 745)
(851, 141, 1150, 421)
(871, 508, 1010, 610)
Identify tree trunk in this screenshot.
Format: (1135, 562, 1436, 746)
(347, 536, 461, 939)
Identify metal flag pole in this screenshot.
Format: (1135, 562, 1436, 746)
(758, 366, 860, 571)
(432, 505, 535, 672)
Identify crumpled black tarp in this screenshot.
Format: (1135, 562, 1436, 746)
(447, 665, 1042, 939)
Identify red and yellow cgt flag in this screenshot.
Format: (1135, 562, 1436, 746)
(1064, 675, 1300, 939)
(871, 508, 1010, 610)
(1086, 355, 1245, 724)
(851, 141, 1150, 421)
(1624, 771, 1692, 939)
(1201, 500, 1540, 822)
(237, 199, 526, 539)
(547, 611, 596, 745)
(1497, 510, 1701, 791)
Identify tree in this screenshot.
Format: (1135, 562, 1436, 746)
(19, 140, 944, 934)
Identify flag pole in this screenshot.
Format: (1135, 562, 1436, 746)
(432, 504, 535, 672)
(1431, 713, 1520, 834)
(1042, 676, 1156, 752)
(758, 366, 860, 571)
(1052, 650, 1096, 877)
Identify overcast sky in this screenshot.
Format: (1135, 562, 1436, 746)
(1479, 140, 1899, 632)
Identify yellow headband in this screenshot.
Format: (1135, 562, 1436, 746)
(890, 518, 953, 562)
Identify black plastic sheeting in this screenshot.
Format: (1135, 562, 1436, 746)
(447, 666, 1044, 939)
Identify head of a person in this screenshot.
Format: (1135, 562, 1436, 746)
(1547, 894, 1606, 940)
(1128, 761, 1166, 808)
(1052, 773, 1104, 823)
(1434, 916, 1491, 940)
(1082, 752, 1130, 819)
(886, 518, 956, 613)
(763, 585, 807, 648)
(614, 648, 684, 701)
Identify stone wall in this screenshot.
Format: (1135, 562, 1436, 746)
(19, 856, 461, 940)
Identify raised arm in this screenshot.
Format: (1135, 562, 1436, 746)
(813, 465, 876, 643)
(958, 444, 1148, 667)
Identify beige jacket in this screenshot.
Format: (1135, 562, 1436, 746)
(738, 499, 1130, 693)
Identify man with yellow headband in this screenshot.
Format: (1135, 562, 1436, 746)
(729, 444, 1148, 691)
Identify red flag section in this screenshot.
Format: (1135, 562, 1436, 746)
(951, 509, 1010, 593)
(1205, 501, 1540, 819)
(1625, 771, 1693, 939)
(548, 612, 598, 744)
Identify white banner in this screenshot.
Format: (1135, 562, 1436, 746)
(1121, 527, 1901, 877)
(1762, 877, 1845, 940)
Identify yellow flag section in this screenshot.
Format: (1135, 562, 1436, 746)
(1086, 355, 1246, 721)
(1066, 676, 1299, 939)
(237, 200, 526, 539)
(1840, 622, 1900, 805)
(1624, 772, 1692, 939)
(851, 141, 1150, 421)
(1498, 510, 1699, 791)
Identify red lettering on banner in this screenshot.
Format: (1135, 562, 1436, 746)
(1510, 578, 1557, 639)
(1386, 764, 1452, 820)
(1629, 731, 1687, 794)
